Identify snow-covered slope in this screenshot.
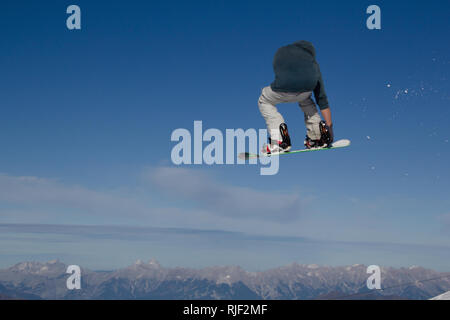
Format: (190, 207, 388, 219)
(430, 291, 450, 300)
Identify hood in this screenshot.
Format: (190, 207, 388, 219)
(293, 40, 316, 58)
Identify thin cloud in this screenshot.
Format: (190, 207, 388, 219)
(2, 223, 450, 272)
(439, 214, 450, 232)
(0, 173, 148, 217)
(0, 168, 308, 228)
(144, 166, 305, 221)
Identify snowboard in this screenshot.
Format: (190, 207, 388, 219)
(238, 139, 351, 160)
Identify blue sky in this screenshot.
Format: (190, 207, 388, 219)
(0, 0, 449, 271)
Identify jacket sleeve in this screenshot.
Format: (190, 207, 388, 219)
(313, 65, 330, 110)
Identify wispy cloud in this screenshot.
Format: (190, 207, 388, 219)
(144, 166, 305, 221)
(439, 214, 450, 232)
(0, 168, 308, 230)
(2, 223, 450, 271)
(0, 223, 298, 243)
(0, 173, 149, 220)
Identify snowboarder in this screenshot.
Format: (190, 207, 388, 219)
(258, 40, 334, 155)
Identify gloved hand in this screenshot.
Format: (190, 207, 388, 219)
(319, 121, 334, 147)
(328, 123, 334, 144)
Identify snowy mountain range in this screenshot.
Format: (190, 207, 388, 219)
(1, 260, 449, 300)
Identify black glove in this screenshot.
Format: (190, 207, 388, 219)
(319, 121, 334, 147)
(328, 123, 334, 145)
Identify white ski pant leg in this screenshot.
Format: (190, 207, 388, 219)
(258, 86, 286, 142)
(297, 93, 322, 140)
(258, 86, 322, 142)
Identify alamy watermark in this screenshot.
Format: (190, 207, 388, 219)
(170, 121, 280, 175)
(66, 265, 81, 290)
(66, 5, 81, 30)
(367, 265, 382, 290)
(366, 5, 381, 30)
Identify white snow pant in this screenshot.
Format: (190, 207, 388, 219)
(258, 86, 322, 142)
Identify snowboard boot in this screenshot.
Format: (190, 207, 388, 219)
(304, 121, 333, 149)
(262, 123, 292, 155)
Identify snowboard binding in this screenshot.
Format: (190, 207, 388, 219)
(268, 123, 292, 149)
(279, 123, 291, 150)
(304, 121, 333, 149)
(265, 123, 292, 155)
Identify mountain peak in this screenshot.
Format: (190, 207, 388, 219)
(129, 258, 161, 270)
(47, 259, 60, 264)
(135, 259, 144, 265)
(9, 260, 65, 274)
(148, 258, 161, 268)
(12, 261, 43, 271)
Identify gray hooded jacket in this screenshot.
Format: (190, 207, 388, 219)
(270, 41, 329, 110)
